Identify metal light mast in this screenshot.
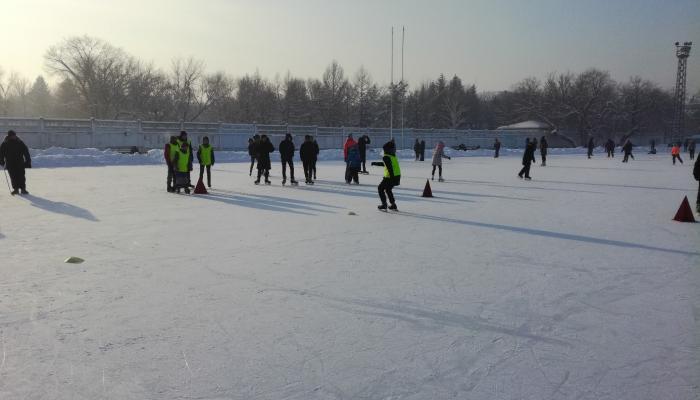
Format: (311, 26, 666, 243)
(672, 41, 692, 144)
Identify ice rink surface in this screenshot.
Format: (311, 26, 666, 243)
(1, 152, 698, 399)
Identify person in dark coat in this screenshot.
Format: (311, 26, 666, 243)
(605, 139, 615, 158)
(649, 139, 657, 154)
(300, 135, 317, 184)
(312, 138, 320, 179)
(419, 140, 426, 161)
(345, 144, 361, 184)
(622, 139, 634, 162)
(372, 140, 401, 211)
(518, 141, 536, 180)
(694, 155, 700, 213)
(493, 138, 501, 158)
(278, 134, 298, 185)
(587, 137, 594, 159)
(164, 135, 178, 192)
(0, 130, 31, 195)
(413, 139, 420, 161)
(539, 136, 548, 166)
(358, 135, 371, 173)
(248, 136, 258, 176)
(254, 135, 274, 185)
(689, 140, 695, 160)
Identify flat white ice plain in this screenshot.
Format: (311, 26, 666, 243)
(1, 152, 698, 399)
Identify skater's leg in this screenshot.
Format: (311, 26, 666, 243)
(199, 164, 205, 181)
(206, 165, 211, 187)
(386, 183, 396, 205)
(518, 165, 526, 177)
(249, 157, 255, 176)
(281, 160, 287, 180)
(289, 160, 295, 181)
(431, 165, 436, 177)
(438, 165, 443, 178)
(256, 169, 262, 182)
(352, 169, 359, 184)
(7, 167, 20, 189)
(378, 180, 388, 205)
(312, 161, 317, 180)
(265, 170, 270, 183)
(167, 165, 174, 191)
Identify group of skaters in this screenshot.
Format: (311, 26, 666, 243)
(247, 133, 320, 185)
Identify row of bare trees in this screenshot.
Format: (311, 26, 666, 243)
(1, 35, 698, 144)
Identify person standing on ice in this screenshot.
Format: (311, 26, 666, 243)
(358, 134, 371, 173)
(278, 134, 298, 185)
(372, 140, 401, 211)
(539, 136, 548, 166)
(671, 143, 684, 165)
(172, 140, 192, 194)
(343, 133, 357, 181)
(177, 131, 194, 187)
(518, 141, 536, 180)
(493, 138, 501, 158)
(413, 139, 420, 161)
(345, 143, 361, 184)
(0, 130, 31, 195)
(248, 136, 258, 176)
(431, 141, 451, 181)
(605, 139, 615, 158)
(420, 140, 426, 161)
(587, 136, 595, 159)
(300, 135, 317, 184)
(689, 140, 695, 160)
(254, 135, 274, 185)
(312, 137, 320, 180)
(622, 139, 634, 162)
(164, 136, 178, 192)
(197, 136, 215, 188)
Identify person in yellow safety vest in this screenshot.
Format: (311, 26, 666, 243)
(164, 136, 179, 192)
(371, 140, 401, 211)
(197, 136, 215, 188)
(172, 140, 193, 194)
(177, 130, 194, 188)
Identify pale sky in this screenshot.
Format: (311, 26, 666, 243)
(3, 0, 700, 93)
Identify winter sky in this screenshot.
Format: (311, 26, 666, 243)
(4, 0, 700, 93)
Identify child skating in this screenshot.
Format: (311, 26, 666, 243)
(431, 141, 451, 182)
(372, 141, 401, 211)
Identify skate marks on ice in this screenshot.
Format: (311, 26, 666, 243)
(391, 211, 699, 257)
(19, 194, 98, 222)
(191, 189, 338, 216)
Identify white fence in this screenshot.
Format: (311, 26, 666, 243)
(0, 117, 537, 151)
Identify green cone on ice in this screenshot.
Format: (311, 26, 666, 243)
(64, 256, 85, 264)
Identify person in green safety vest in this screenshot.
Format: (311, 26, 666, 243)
(172, 140, 193, 194)
(164, 135, 178, 192)
(371, 140, 401, 211)
(177, 130, 194, 188)
(197, 136, 215, 188)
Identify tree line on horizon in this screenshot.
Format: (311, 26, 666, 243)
(0, 35, 698, 144)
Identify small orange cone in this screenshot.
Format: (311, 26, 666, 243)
(193, 178, 208, 194)
(673, 196, 696, 222)
(422, 179, 433, 198)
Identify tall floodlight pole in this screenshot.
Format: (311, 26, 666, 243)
(390, 27, 394, 140)
(401, 26, 405, 150)
(672, 41, 692, 144)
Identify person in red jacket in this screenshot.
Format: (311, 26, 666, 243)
(164, 136, 178, 192)
(343, 133, 356, 182)
(671, 143, 683, 165)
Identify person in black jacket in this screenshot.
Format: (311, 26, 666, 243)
(419, 140, 426, 161)
(254, 135, 274, 185)
(694, 155, 700, 213)
(539, 136, 548, 166)
(311, 138, 320, 179)
(689, 140, 695, 160)
(622, 140, 634, 162)
(605, 139, 615, 157)
(413, 139, 420, 161)
(358, 135, 371, 173)
(493, 138, 501, 158)
(278, 134, 298, 185)
(518, 141, 536, 180)
(248, 136, 258, 176)
(372, 140, 401, 210)
(0, 130, 32, 195)
(587, 137, 594, 159)
(300, 135, 317, 184)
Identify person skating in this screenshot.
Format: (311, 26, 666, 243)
(248, 136, 258, 176)
(622, 139, 634, 162)
(279, 133, 298, 185)
(649, 139, 657, 155)
(197, 136, 215, 187)
(345, 143, 361, 184)
(694, 154, 700, 213)
(372, 140, 401, 211)
(164, 135, 178, 192)
(419, 140, 426, 161)
(671, 143, 684, 165)
(431, 141, 451, 181)
(0, 130, 31, 195)
(605, 139, 615, 158)
(343, 134, 357, 182)
(688, 140, 695, 161)
(413, 139, 420, 161)
(587, 136, 594, 159)
(176, 130, 194, 187)
(518, 141, 536, 180)
(172, 140, 192, 194)
(255, 135, 274, 185)
(300, 135, 317, 184)
(539, 136, 548, 166)
(493, 138, 501, 158)
(358, 134, 371, 173)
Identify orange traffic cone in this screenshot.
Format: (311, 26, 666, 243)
(193, 178, 208, 194)
(673, 196, 696, 222)
(422, 179, 433, 198)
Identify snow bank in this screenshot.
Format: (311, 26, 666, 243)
(29, 146, 653, 168)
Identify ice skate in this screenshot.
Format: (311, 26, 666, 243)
(377, 204, 388, 211)
(388, 204, 398, 211)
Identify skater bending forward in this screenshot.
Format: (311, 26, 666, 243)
(372, 141, 401, 211)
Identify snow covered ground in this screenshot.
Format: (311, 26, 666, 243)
(1, 151, 698, 399)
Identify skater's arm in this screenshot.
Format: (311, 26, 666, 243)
(22, 142, 31, 168)
(211, 149, 215, 166)
(196, 147, 202, 164)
